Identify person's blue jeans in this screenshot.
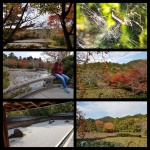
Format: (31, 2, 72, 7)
(54, 74, 69, 88)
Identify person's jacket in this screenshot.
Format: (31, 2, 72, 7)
(52, 62, 64, 75)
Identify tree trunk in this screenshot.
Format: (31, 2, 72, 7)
(3, 3, 28, 47)
(61, 19, 73, 49)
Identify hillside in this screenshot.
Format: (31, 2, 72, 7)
(84, 114, 147, 133)
(94, 113, 147, 122)
(96, 116, 114, 123)
(77, 59, 147, 98)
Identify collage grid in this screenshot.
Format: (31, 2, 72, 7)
(2, 2, 148, 148)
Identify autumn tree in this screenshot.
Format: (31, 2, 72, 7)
(33, 3, 74, 49)
(76, 108, 86, 140)
(95, 120, 104, 132)
(76, 51, 109, 98)
(42, 51, 73, 62)
(3, 59, 17, 68)
(3, 3, 38, 47)
(85, 118, 96, 133)
(103, 122, 115, 133)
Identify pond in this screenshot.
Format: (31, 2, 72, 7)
(9, 69, 51, 90)
(5, 38, 52, 49)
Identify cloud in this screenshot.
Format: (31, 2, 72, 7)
(77, 102, 147, 119)
(82, 51, 145, 64)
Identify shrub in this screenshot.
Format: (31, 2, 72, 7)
(52, 35, 66, 46)
(116, 133, 141, 137)
(27, 64, 34, 69)
(3, 67, 10, 89)
(77, 140, 124, 147)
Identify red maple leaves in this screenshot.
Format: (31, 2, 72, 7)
(107, 68, 147, 94)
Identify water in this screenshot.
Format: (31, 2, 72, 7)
(9, 70, 51, 90)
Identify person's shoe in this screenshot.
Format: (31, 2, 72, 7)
(63, 87, 70, 93)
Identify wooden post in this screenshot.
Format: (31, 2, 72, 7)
(3, 105, 9, 147)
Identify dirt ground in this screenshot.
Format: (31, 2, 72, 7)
(77, 132, 117, 140)
(76, 132, 141, 140)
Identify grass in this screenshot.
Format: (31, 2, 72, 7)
(77, 137, 147, 147)
(102, 137, 147, 147)
(77, 88, 147, 98)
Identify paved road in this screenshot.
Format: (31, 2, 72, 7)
(8, 120, 73, 147)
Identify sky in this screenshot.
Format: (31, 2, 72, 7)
(3, 51, 74, 62)
(77, 51, 147, 64)
(3, 51, 50, 61)
(3, 3, 50, 29)
(77, 101, 147, 119)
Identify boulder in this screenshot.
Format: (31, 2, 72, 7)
(9, 129, 23, 139)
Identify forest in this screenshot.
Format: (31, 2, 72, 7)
(76, 108, 147, 147)
(76, 3, 147, 49)
(76, 51, 147, 98)
(3, 3, 74, 49)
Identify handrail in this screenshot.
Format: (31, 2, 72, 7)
(3, 76, 56, 95)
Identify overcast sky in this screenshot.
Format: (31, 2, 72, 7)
(3, 51, 50, 61)
(3, 3, 50, 29)
(77, 51, 147, 64)
(77, 101, 147, 119)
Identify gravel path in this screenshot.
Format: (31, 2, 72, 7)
(8, 120, 73, 147)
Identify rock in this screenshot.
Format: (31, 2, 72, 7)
(9, 129, 23, 139)
(65, 120, 69, 122)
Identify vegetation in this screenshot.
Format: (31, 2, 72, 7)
(3, 52, 53, 70)
(77, 3, 147, 49)
(77, 137, 147, 147)
(81, 114, 147, 134)
(3, 67, 10, 89)
(62, 55, 74, 78)
(76, 51, 147, 98)
(6, 102, 73, 117)
(3, 3, 36, 47)
(3, 3, 74, 49)
(76, 108, 147, 147)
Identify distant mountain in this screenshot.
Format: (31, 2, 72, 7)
(94, 114, 146, 122)
(96, 116, 114, 122)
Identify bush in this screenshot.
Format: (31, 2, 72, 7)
(116, 133, 141, 137)
(141, 121, 147, 137)
(3, 67, 10, 89)
(52, 35, 66, 46)
(77, 140, 124, 147)
(17, 62, 22, 68)
(27, 64, 34, 69)
(62, 55, 74, 78)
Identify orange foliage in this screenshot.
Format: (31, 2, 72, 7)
(95, 120, 104, 128)
(104, 122, 115, 131)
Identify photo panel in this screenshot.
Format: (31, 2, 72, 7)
(76, 101, 147, 147)
(3, 100, 74, 147)
(3, 51, 74, 99)
(76, 51, 147, 99)
(76, 3, 147, 49)
(3, 3, 74, 49)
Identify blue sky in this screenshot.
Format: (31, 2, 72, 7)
(78, 51, 147, 64)
(105, 51, 147, 64)
(77, 102, 147, 119)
